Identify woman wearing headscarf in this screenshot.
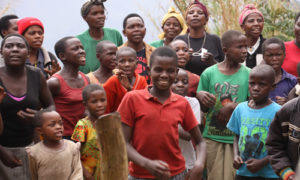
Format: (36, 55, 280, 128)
(77, 0, 123, 74)
(239, 4, 265, 68)
(17, 17, 60, 79)
(150, 7, 187, 48)
(175, 0, 224, 76)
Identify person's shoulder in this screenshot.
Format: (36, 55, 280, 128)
(64, 139, 81, 154)
(174, 34, 188, 41)
(235, 101, 248, 110)
(203, 64, 218, 74)
(269, 101, 282, 111)
(282, 69, 297, 81)
(149, 40, 163, 48)
(76, 30, 89, 39)
(281, 97, 300, 111)
(103, 75, 118, 87)
(239, 64, 251, 73)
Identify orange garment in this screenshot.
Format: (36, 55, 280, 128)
(103, 73, 147, 113)
(86, 72, 101, 85)
(186, 70, 200, 97)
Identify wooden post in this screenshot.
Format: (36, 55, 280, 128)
(95, 112, 128, 180)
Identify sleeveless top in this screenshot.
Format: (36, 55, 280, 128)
(52, 72, 89, 136)
(0, 66, 41, 147)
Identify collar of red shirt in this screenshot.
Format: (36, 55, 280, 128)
(143, 86, 178, 102)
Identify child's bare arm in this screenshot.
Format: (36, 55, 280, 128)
(186, 126, 206, 180)
(216, 102, 238, 123)
(233, 135, 243, 169)
(178, 125, 191, 141)
(196, 91, 216, 112)
(245, 156, 269, 173)
(122, 123, 170, 179)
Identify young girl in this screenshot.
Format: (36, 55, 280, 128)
(72, 84, 107, 180)
(26, 110, 83, 180)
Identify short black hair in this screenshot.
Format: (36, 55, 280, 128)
(116, 46, 137, 60)
(34, 109, 56, 128)
(81, 0, 106, 19)
(250, 64, 275, 84)
(82, 84, 105, 102)
(123, 13, 144, 29)
(295, 12, 300, 23)
(54, 36, 75, 58)
(1, 33, 29, 52)
(168, 39, 188, 48)
(262, 37, 285, 55)
(96, 40, 115, 54)
(297, 62, 300, 77)
(150, 46, 178, 68)
(221, 30, 244, 48)
(0, 14, 18, 38)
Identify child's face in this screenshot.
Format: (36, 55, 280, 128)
(117, 51, 137, 77)
(263, 43, 285, 72)
(241, 13, 264, 39)
(171, 69, 189, 96)
(170, 40, 189, 68)
(123, 17, 146, 44)
(249, 73, 273, 104)
(86, 90, 107, 118)
(98, 44, 117, 71)
(40, 111, 64, 142)
(163, 17, 182, 40)
(150, 56, 177, 91)
(225, 35, 247, 64)
(61, 38, 86, 66)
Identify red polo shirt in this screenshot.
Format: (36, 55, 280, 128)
(117, 87, 198, 178)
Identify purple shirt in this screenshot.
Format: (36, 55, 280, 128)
(269, 69, 297, 102)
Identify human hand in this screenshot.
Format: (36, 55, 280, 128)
(185, 164, 204, 180)
(201, 52, 214, 62)
(245, 158, 265, 173)
(17, 108, 37, 124)
(0, 146, 22, 168)
(116, 69, 131, 91)
(44, 60, 61, 76)
(216, 103, 234, 124)
(197, 91, 216, 108)
(0, 86, 6, 104)
(275, 96, 287, 105)
(233, 155, 243, 169)
(144, 160, 170, 180)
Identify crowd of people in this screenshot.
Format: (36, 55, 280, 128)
(0, 0, 300, 180)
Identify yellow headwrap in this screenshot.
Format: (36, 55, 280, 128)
(158, 7, 188, 40)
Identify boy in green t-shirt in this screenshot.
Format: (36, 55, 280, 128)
(196, 30, 250, 180)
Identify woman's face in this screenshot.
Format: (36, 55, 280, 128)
(23, 25, 44, 50)
(241, 13, 264, 39)
(186, 6, 207, 29)
(294, 17, 300, 44)
(84, 5, 106, 29)
(1, 36, 28, 66)
(163, 17, 182, 40)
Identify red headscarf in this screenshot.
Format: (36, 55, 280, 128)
(185, 0, 209, 18)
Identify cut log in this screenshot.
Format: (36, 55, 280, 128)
(95, 112, 128, 180)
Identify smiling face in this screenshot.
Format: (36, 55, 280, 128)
(263, 43, 285, 72)
(150, 56, 177, 91)
(84, 5, 106, 29)
(23, 25, 44, 49)
(40, 111, 64, 142)
(186, 6, 207, 29)
(241, 13, 264, 39)
(169, 40, 189, 68)
(86, 90, 107, 119)
(171, 69, 189, 96)
(224, 35, 248, 64)
(98, 43, 117, 71)
(163, 17, 182, 40)
(60, 38, 86, 66)
(1, 36, 28, 66)
(123, 17, 146, 44)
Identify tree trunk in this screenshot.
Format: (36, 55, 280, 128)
(95, 112, 128, 180)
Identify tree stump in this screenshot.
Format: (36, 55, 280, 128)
(95, 112, 128, 180)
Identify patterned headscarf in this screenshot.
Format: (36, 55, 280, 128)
(185, 0, 209, 19)
(239, 4, 264, 25)
(159, 7, 188, 39)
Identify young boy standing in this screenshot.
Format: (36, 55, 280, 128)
(87, 40, 117, 85)
(118, 47, 206, 180)
(104, 47, 147, 113)
(227, 64, 280, 180)
(120, 13, 155, 84)
(197, 30, 250, 180)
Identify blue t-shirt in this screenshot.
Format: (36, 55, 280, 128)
(227, 101, 281, 178)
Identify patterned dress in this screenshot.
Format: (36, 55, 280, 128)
(71, 117, 101, 179)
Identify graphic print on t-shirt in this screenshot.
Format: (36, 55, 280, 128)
(239, 117, 270, 161)
(207, 81, 239, 136)
(136, 49, 150, 84)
